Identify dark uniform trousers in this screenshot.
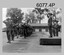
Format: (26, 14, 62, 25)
(11, 29, 15, 40)
(6, 30, 10, 41)
(52, 25, 59, 36)
(49, 26, 53, 37)
(48, 17, 53, 37)
(53, 28, 58, 36)
(6, 30, 11, 42)
(6, 28, 15, 42)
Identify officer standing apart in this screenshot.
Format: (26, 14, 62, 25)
(47, 13, 53, 37)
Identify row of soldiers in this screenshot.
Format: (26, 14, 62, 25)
(3, 19, 34, 43)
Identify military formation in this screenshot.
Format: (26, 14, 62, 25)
(3, 19, 34, 43)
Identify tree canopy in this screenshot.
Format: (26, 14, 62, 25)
(6, 8, 24, 24)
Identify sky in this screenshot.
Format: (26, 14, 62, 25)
(2, 8, 49, 28)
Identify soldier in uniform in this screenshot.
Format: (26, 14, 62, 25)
(3, 18, 12, 43)
(16, 23, 20, 38)
(52, 20, 59, 37)
(47, 13, 53, 37)
(11, 23, 15, 41)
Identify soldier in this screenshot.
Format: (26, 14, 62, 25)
(23, 23, 27, 39)
(52, 20, 59, 37)
(13, 24, 17, 37)
(11, 23, 15, 41)
(47, 13, 53, 37)
(19, 23, 23, 37)
(3, 19, 12, 43)
(16, 23, 20, 38)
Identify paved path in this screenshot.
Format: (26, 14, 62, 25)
(2, 31, 61, 53)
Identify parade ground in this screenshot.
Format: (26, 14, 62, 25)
(2, 29, 61, 53)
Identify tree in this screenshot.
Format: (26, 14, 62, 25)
(33, 8, 45, 24)
(6, 8, 24, 24)
(25, 13, 31, 24)
(29, 12, 36, 23)
(25, 11, 37, 23)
